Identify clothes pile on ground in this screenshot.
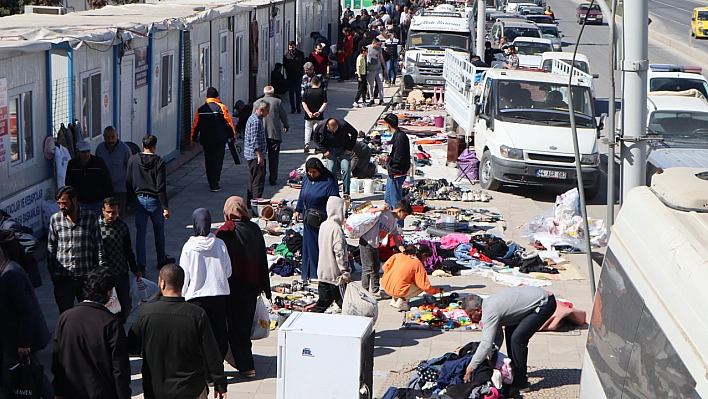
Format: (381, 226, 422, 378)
(404, 179, 492, 202)
(519, 188, 608, 253)
(402, 293, 476, 330)
(267, 229, 303, 277)
(382, 342, 514, 399)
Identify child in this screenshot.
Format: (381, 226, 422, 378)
(312, 197, 351, 312)
(359, 200, 413, 298)
(382, 244, 440, 311)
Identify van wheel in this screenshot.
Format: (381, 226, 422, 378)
(480, 151, 502, 191)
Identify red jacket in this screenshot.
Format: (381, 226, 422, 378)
(340, 34, 354, 58)
(308, 52, 331, 75)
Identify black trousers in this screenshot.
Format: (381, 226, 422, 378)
(311, 282, 345, 313)
(53, 275, 86, 314)
(340, 55, 351, 80)
(355, 76, 368, 103)
(504, 294, 557, 386)
(115, 273, 131, 325)
(203, 144, 226, 189)
(226, 280, 260, 372)
(247, 158, 266, 206)
(266, 138, 281, 185)
(188, 295, 229, 360)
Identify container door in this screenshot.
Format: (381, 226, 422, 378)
(220, 31, 229, 101)
(120, 55, 134, 143)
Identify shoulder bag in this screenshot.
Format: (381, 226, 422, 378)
(302, 179, 327, 229)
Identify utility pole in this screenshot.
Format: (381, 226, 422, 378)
(476, 0, 485, 58)
(620, 0, 649, 200)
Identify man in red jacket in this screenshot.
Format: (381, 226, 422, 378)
(308, 43, 331, 79)
(338, 27, 354, 81)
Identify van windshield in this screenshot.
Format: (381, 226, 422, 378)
(648, 111, 708, 141)
(503, 27, 542, 42)
(541, 59, 589, 73)
(650, 77, 708, 98)
(495, 81, 595, 126)
(514, 41, 552, 55)
(407, 32, 469, 51)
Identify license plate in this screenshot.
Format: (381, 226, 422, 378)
(425, 79, 444, 85)
(536, 169, 567, 179)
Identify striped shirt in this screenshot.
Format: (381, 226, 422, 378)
(47, 207, 105, 277)
(244, 113, 267, 161)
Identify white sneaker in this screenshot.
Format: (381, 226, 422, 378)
(398, 298, 411, 311)
(352, 102, 360, 108)
(390, 298, 398, 307)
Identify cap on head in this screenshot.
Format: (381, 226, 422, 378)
(76, 139, 91, 152)
(206, 87, 219, 98)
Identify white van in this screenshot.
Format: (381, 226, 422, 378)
(579, 167, 708, 398)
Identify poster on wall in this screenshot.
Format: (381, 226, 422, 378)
(0, 179, 55, 235)
(0, 77, 8, 167)
(269, 19, 274, 38)
(102, 80, 109, 115)
(135, 46, 149, 89)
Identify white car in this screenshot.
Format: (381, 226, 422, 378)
(536, 23, 562, 51)
(648, 64, 708, 98)
(512, 37, 555, 68)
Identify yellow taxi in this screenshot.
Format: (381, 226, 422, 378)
(691, 7, 708, 38)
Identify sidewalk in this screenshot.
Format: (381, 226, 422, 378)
(30, 79, 592, 398)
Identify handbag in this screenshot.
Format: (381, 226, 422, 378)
(227, 140, 242, 165)
(8, 357, 43, 399)
(302, 178, 327, 229)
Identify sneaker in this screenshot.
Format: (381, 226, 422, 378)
(362, 102, 370, 107)
(373, 290, 391, 300)
(390, 298, 398, 307)
(368, 101, 375, 107)
(210, 186, 222, 192)
(304, 144, 310, 153)
(391, 298, 410, 311)
(352, 102, 360, 108)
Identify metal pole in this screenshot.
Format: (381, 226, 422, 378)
(605, 0, 618, 235)
(476, 0, 486, 57)
(568, 2, 597, 298)
(620, 0, 649, 200)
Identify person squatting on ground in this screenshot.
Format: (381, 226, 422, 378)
(313, 118, 358, 197)
(301, 76, 328, 153)
(294, 158, 340, 282)
(128, 264, 227, 399)
(190, 87, 236, 192)
(244, 100, 270, 207)
(359, 201, 411, 298)
(216, 196, 271, 378)
(462, 286, 557, 396)
(381, 244, 440, 311)
(311, 197, 351, 313)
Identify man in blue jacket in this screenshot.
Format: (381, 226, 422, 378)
(0, 247, 54, 398)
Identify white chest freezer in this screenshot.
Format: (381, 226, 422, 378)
(276, 312, 374, 399)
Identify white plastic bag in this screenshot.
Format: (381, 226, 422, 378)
(105, 287, 121, 314)
(129, 277, 159, 304)
(341, 283, 379, 323)
(344, 212, 380, 239)
(251, 295, 270, 340)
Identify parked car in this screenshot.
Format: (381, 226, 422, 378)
(648, 64, 708, 99)
(512, 37, 555, 68)
(490, 20, 542, 47)
(525, 14, 555, 25)
(518, 5, 545, 15)
(691, 6, 708, 38)
(576, 2, 603, 25)
(536, 23, 562, 50)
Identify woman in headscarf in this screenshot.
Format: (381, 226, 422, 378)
(179, 208, 232, 362)
(216, 197, 271, 378)
(311, 196, 351, 313)
(294, 158, 340, 282)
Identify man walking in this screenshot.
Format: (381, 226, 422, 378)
(48, 185, 105, 314)
(127, 135, 175, 271)
(95, 126, 132, 216)
(191, 87, 236, 192)
(99, 197, 143, 324)
(52, 267, 132, 399)
(313, 118, 358, 197)
(301, 62, 324, 96)
(353, 47, 369, 107)
(257, 86, 290, 186)
(283, 41, 306, 114)
(462, 287, 557, 396)
(308, 43, 331, 80)
(366, 38, 387, 106)
(0, 247, 54, 399)
(301, 76, 328, 153)
(128, 264, 227, 399)
(234, 100, 254, 138)
(65, 139, 113, 217)
(244, 100, 270, 208)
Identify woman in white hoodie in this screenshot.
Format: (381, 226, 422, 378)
(179, 208, 232, 361)
(311, 197, 351, 313)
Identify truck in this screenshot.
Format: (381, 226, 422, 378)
(400, 4, 474, 96)
(442, 49, 604, 198)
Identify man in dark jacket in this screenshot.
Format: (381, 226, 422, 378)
(190, 87, 236, 192)
(313, 118, 358, 197)
(234, 100, 254, 138)
(126, 135, 174, 272)
(0, 247, 54, 398)
(310, 31, 331, 54)
(52, 267, 131, 399)
(65, 139, 113, 217)
(381, 114, 411, 215)
(283, 41, 306, 113)
(351, 140, 375, 178)
(271, 63, 289, 97)
(128, 264, 227, 399)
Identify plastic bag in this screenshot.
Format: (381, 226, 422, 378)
(344, 212, 380, 239)
(129, 277, 159, 304)
(105, 287, 121, 314)
(251, 295, 271, 340)
(341, 283, 379, 324)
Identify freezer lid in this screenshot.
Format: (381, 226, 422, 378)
(279, 312, 373, 338)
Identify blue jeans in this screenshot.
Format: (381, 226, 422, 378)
(325, 147, 351, 195)
(386, 59, 398, 84)
(287, 77, 302, 111)
(386, 175, 406, 226)
(134, 195, 166, 269)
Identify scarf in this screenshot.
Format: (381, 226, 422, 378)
(223, 196, 250, 222)
(192, 208, 211, 236)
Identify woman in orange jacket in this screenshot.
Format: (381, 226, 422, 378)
(381, 244, 440, 311)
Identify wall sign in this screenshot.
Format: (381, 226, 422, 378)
(0, 78, 7, 166)
(135, 46, 149, 89)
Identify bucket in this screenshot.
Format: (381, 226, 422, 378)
(350, 177, 360, 193)
(362, 179, 374, 194)
(260, 205, 276, 220)
(434, 115, 445, 128)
